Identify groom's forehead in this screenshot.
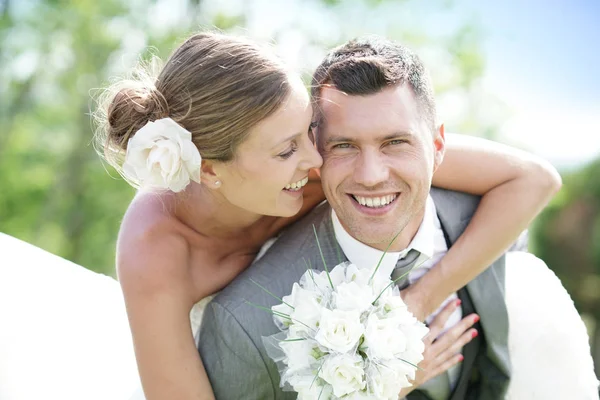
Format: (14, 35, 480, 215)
(316, 87, 419, 134)
(318, 84, 416, 114)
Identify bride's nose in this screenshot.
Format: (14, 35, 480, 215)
(300, 140, 323, 170)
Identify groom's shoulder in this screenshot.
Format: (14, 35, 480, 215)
(430, 187, 481, 221)
(208, 201, 332, 314)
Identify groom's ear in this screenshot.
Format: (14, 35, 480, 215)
(433, 123, 446, 171)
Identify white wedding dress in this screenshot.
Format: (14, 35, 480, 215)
(0, 232, 597, 399)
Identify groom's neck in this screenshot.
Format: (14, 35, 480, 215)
(339, 209, 426, 252)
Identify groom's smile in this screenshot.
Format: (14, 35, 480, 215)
(348, 192, 400, 216)
(316, 84, 444, 251)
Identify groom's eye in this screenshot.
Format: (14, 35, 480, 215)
(387, 139, 408, 146)
(332, 143, 351, 149)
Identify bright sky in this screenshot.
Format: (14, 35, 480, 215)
(465, 0, 600, 170)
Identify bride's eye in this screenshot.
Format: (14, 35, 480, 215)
(278, 142, 298, 160)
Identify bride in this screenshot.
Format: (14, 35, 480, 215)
(0, 32, 597, 399)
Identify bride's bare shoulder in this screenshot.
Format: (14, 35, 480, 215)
(116, 192, 194, 301)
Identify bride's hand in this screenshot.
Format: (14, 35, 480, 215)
(400, 299, 478, 397)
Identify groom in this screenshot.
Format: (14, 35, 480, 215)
(199, 37, 513, 399)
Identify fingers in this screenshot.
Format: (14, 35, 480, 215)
(428, 353, 465, 379)
(436, 326, 478, 364)
(418, 320, 476, 382)
(423, 299, 461, 345)
(430, 313, 479, 358)
(413, 312, 479, 387)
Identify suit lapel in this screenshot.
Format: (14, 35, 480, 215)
(431, 188, 511, 379)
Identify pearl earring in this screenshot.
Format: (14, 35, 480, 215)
(214, 180, 221, 187)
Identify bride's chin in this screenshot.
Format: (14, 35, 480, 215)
(276, 201, 303, 218)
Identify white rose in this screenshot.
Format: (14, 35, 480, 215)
(291, 287, 324, 334)
(315, 309, 364, 353)
(366, 360, 411, 399)
(299, 269, 332, 296)
(123, 118, 201, 192)
(318, 353, 366, 397)
(325, 262, 349, 287)
(286, 375, 333, 400)
(387, 358, 417, 387)
(363, 314, 407, 360)
(272, 283, 323, 333)
(272, 297, 294, 330)
(345, 263, 393, 297)
(395, 321, 429, 367)
(344, 263, 371, 286)
(333, 281, 374, 313)
(279, 339, 318, 374)
(376, 294, 409, 319)
(342, 390, 372, 400)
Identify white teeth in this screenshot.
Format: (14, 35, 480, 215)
(285, 176, 309, 191)
(352, 194, 397, 208)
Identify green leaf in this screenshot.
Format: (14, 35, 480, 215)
(313, 224, 334, 289)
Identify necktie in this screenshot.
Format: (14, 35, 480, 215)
(390, 249, 421, 289)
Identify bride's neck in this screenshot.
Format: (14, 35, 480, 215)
(173, 185, 268, 239)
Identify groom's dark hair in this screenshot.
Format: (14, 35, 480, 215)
(311, 36, 436, 133)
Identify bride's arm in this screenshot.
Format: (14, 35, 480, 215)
(117, 217, 215, 399)
(403, 131, 562, 320)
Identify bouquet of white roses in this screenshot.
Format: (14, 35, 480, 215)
(258, 257, 429, 400)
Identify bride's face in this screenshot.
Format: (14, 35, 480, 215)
(212, 80, 323, 217)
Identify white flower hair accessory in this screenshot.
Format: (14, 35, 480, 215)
(122, 118, 201, 192)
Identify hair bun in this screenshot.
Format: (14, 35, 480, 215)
(106, 85, 169, 150)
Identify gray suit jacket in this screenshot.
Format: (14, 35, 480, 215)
(198, 188, 512, 399)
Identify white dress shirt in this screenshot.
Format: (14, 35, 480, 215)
(332, 196, 462, 399)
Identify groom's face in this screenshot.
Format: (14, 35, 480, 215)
(316, 84, 445, 251)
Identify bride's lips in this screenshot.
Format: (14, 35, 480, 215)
(283, 176, 309, 197)
(283, 187, 304, 198)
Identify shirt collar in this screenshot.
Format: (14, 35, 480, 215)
(331, 196, 436, 278)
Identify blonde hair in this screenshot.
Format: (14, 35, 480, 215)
(94, 32, 292, 172)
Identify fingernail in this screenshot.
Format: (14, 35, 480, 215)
(455, 299, 462, 307)
(472, 314, 480, 323)
(458, 354, 464, 362)
(471, 329, 478, 338)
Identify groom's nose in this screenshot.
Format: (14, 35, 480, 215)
(353, 149, 389, 187)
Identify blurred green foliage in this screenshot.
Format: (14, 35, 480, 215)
(532, 159, 600, 320)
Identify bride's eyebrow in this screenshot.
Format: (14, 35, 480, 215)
(271, 132, 302, 149)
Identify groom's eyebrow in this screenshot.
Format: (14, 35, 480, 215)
(381, 132, 414, 141)
(325, 131, 414, 145)
(324, 135, 354, 145)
